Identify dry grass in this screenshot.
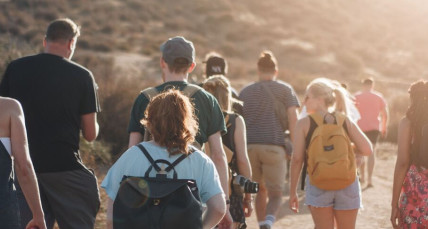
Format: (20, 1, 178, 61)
(0, 0, 424, 158)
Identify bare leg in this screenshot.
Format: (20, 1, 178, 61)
(334, 209, 358, 229)
(308, 206, 335, 229)
(367, 151, 375, 186)
(255, 184, 267, 222)
(265, 189, 282, 218)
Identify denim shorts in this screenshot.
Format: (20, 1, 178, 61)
(304, 176, 362, 210)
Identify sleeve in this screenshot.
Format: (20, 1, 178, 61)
(101, 151, 131, 200)
(285, 86, 301, 109)
(79, 72, 101, 114)
(127, 94, 149, 134)
(206, 95, 227, 137)
(198, 156, 224, 203)
(0, 64, 12, 97)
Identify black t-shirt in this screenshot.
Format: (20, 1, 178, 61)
(0, 53, 100, 173)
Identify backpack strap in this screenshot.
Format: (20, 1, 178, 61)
(141, 87, 159, 101)
(137, 144, 161, 171)
(164, 149, 192, 173)
(136, 144, 188, 179)
(301, 116, 317, 190)
(141, 87, 159, 141)
(181, 84, 201, 98)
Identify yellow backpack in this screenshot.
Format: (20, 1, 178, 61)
(306, 112, 356, 190)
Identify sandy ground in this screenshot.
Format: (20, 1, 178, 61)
(83, 142, 396, 229)
(245, 142, 396, 229)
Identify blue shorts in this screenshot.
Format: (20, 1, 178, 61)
(304, 177, 362, 210)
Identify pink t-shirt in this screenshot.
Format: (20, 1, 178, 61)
(354, 90, 386, 132)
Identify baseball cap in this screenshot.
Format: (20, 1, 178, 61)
(160, 36, 195, 65)
(205, 55, 227, 77)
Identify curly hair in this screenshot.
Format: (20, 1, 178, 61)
(406, 80, 428, 165)
(141, 89, 198, 155)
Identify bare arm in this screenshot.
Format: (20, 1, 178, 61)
(234, 116, 253, 216)
(391, 117, 411, 228)
(203, 193, 227, 229)
(289, 117, 308, 213)
(128, 131, 143, 148)
(10, 101, 46, 229)
(380, 105, 389, 138)
(208, 132, 229, 197)
(346, 118, 373, 156)
(106, 197, 114, 229)
(287, 106, 299, 141)
(207, 131, 232, 228)
(234, 116, 252, 181)
(81, 112, 99, 142)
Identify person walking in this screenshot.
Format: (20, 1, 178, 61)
(239, 51, 299, 229)
(0, 97, 46, 229)
(391, 80, 428, 228)
(0, 18, 101, 229)
(127, 36, 232, 227)
(103, 89, 226, 229)
(354, 78, 388, 187)
(203, 52, 242, 115)
(203, 75, 253, 228)
(289, 78, 372, 229)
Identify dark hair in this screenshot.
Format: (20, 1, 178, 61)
(165, 58, 192, 74)
(362, 78, 374, 86)
(406, 80, 428, 166)
(257, 51, 277, 73)
(46, 18, 80, 42)
(141, 89, 198, 155)
(204, 52, 227, 78)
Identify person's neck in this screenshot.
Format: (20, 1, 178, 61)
(163, 72, 188, 83)
(259, 73, 276, 81)
(362, 86, 373, 92)
(314, 107, 329, 116)
(44, 45, 70, 59)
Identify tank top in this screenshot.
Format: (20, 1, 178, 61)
(0, 139, 14, 205)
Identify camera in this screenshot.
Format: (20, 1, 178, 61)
(231, 174, 259, 195)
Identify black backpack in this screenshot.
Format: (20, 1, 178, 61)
(412, 124, 428, 168)
(113, 144, 203, 229)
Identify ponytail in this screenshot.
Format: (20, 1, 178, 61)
(307, 78, 352, 116)
(333, 88, 348, 116)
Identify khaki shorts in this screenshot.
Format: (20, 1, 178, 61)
(248, 144, 286, 192)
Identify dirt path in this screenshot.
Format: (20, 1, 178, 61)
(89, 142, 396, 229)
(244, 142, 396, 229)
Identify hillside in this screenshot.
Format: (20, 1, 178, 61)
(1, 0, 426, 153)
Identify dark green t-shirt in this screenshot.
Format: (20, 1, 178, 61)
(128, 81, 226, 145)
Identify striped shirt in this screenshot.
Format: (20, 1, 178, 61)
(239, 80, 300, 146)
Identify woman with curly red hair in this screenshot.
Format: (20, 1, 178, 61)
(102, 89, 226, 229)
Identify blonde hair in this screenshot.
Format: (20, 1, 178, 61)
(307, 78, 350, 115)
(202, 75, 242, 112)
